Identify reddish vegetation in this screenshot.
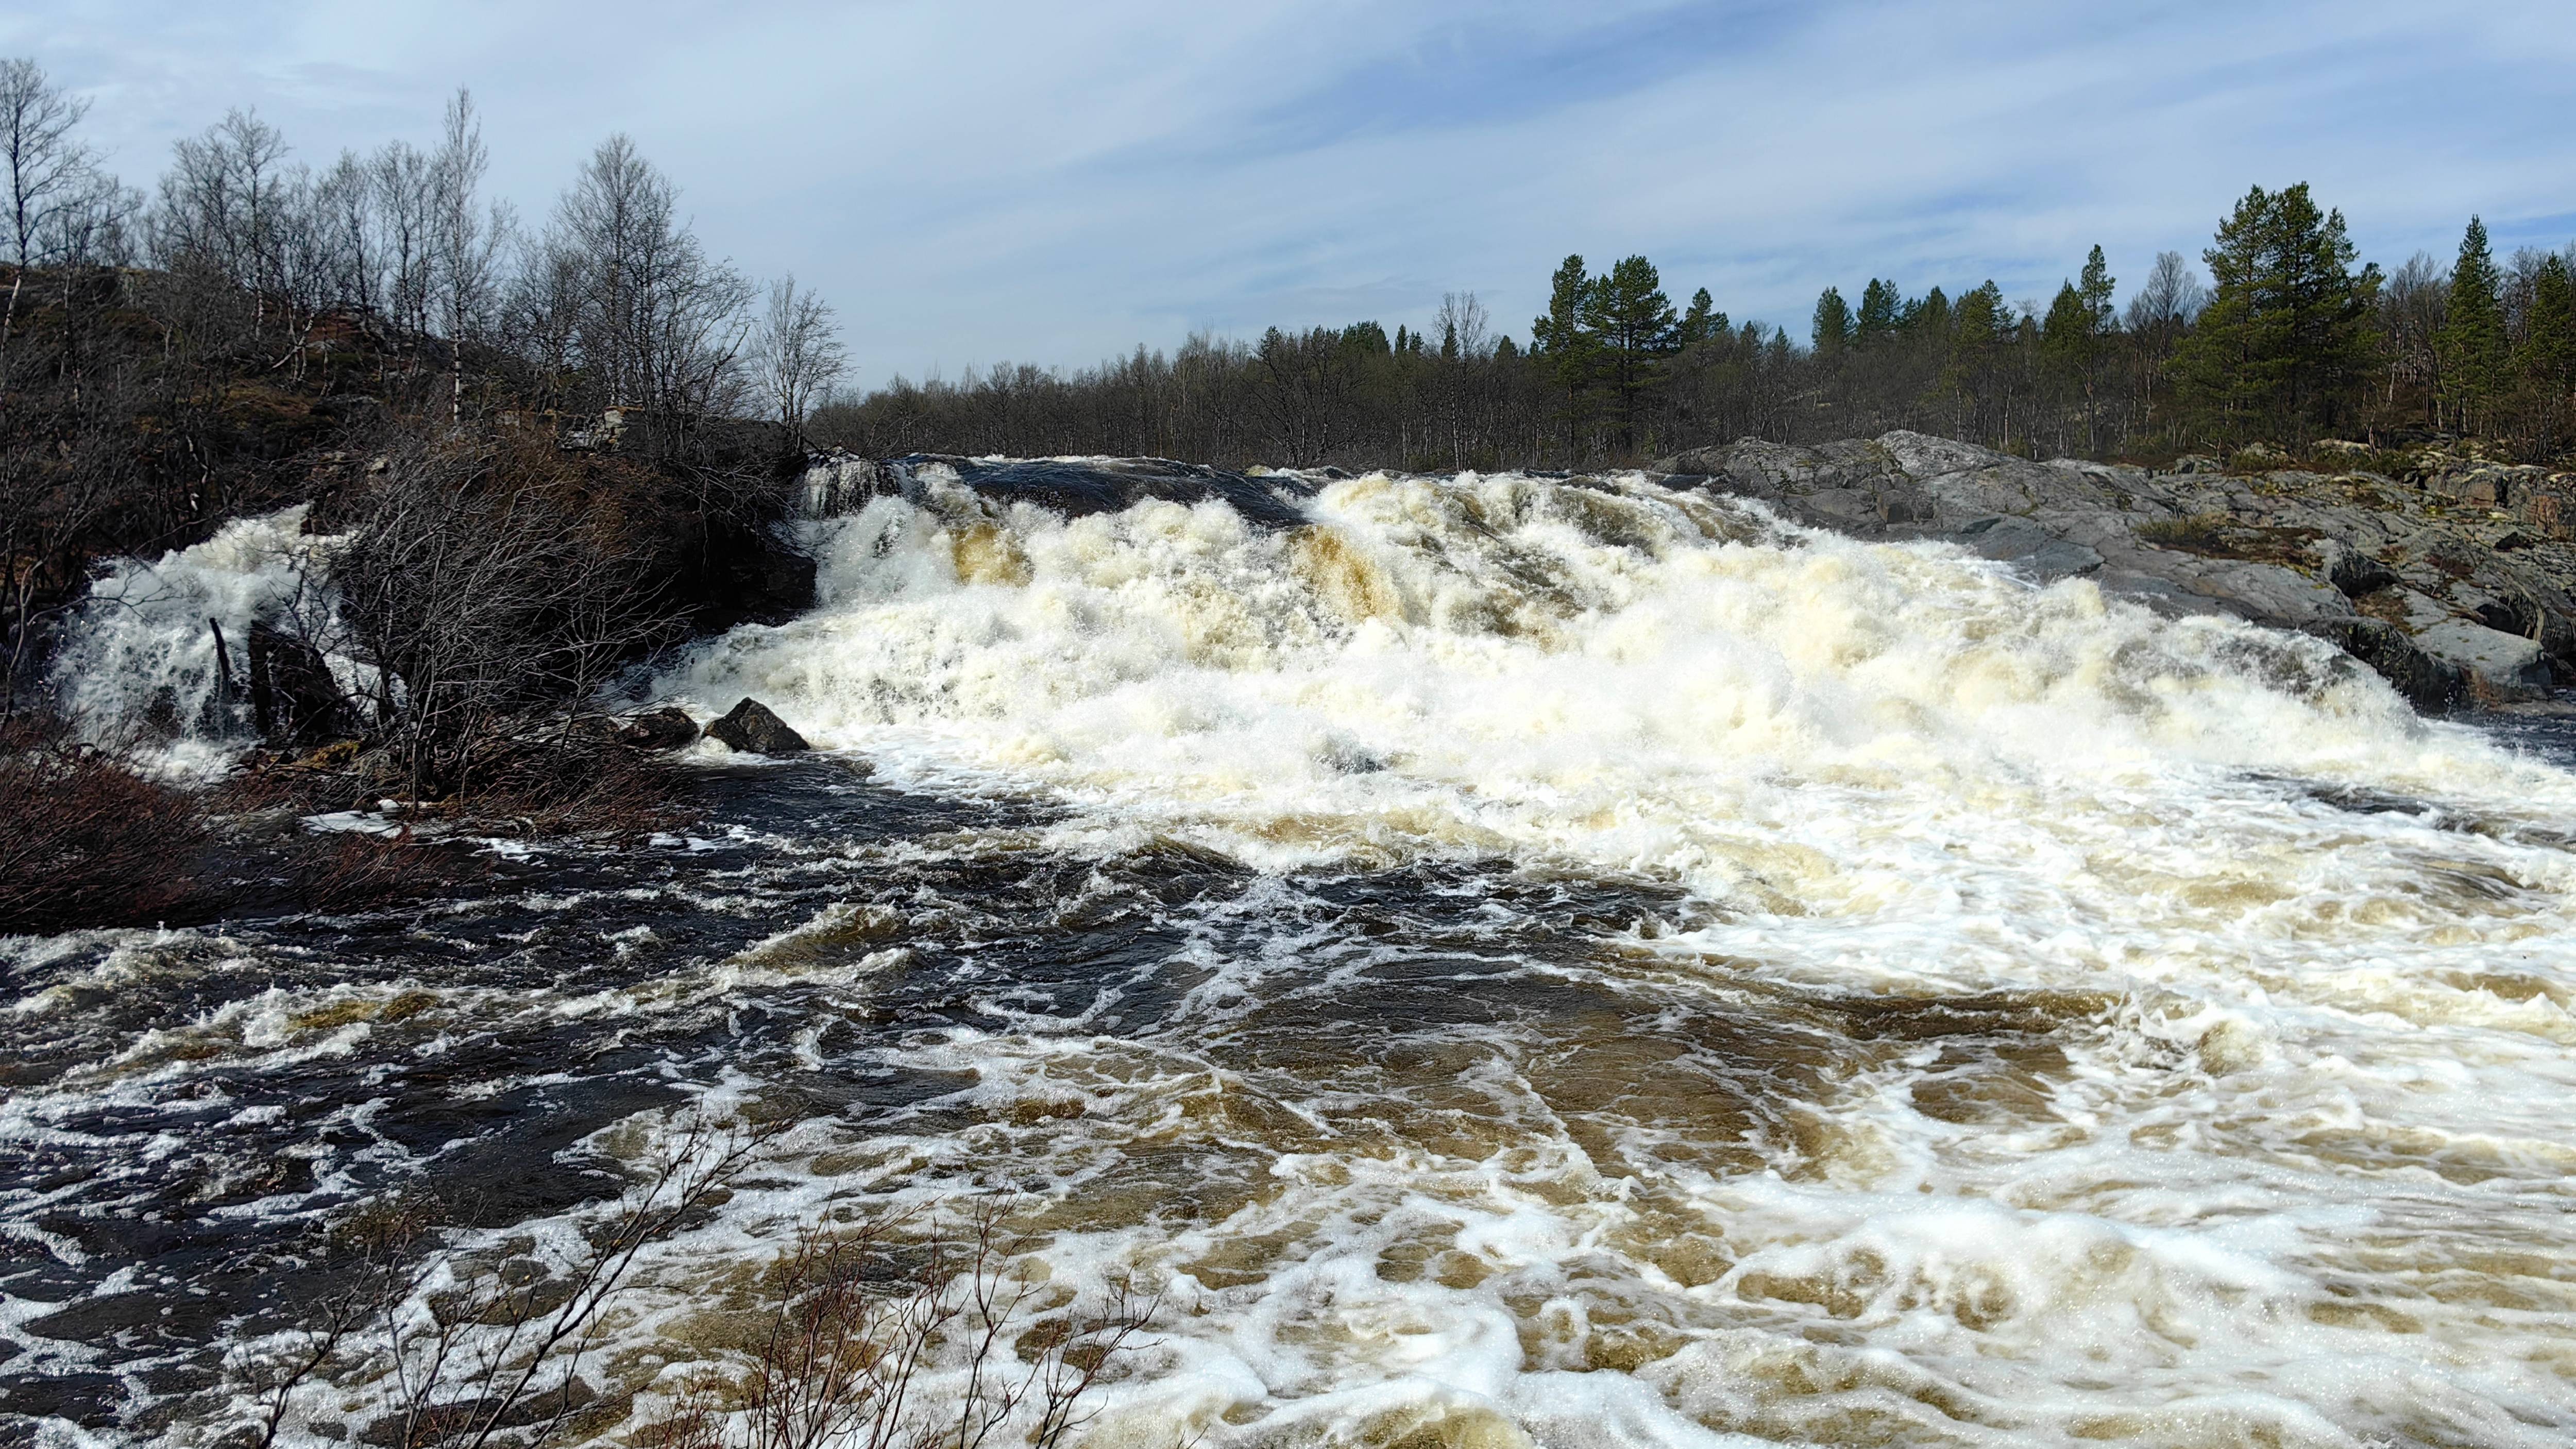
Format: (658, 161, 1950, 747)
(0, 722, 206, 933)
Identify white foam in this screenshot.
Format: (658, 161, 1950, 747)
(637, 469, 2576, 1445)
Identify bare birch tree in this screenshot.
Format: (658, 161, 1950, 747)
(753, 272, 848, 442)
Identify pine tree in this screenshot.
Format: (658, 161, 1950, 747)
(1811, 285, 1853, 357)
(2172, 183, 2379, 442)
(2437, 216, 2509, 430)
(1586, 254, 1678, 454)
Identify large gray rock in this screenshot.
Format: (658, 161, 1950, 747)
(2413, 619, 2553, 696)
(704, 698, 810, 754)
(1650, 432, 2576, 712)
(2300, 618, 2465, 713)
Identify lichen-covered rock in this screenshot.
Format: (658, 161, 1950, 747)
(2412, 618, 2553, 698)
(704, 698, 809, 754)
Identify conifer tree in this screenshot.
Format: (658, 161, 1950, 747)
(1856, 278, 1901, 347)
(2172, 183, 2379, 442)
(1586, 254, 1677, 453)
(2521, 253, 2576, 395)
(1811, 285, 1853, 356)
(1677, 287, 1718, 348)
(2437, 216, 2509, 430)
(2041, 246, 2119, 449)
(1532, 254, 1597, 456)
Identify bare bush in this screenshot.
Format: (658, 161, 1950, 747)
(0, 715, 205, 930)
(216, 1127, 1154, 1449)
(329, 434, 682, 800)
(639, 1201, 1156, 1449)
(221, 1116, 775, 1449)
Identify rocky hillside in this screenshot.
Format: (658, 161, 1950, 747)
(1655, 433, 2576, 712)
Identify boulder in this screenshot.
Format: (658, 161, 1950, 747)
(2300, 618, 2465, 713)
(246, 622, 354, 746)
(2412, 618, 2553, 698)
(704, 698, 809, 754)
(616, 707, 700, 751)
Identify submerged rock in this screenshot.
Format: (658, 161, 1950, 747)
(704, 698, 808, 754)
(616, 706, 700, 751)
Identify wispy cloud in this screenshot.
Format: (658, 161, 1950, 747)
(8, 0, 2571, 382)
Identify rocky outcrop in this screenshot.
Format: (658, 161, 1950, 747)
(615, 707, 700, 751)
(1653, 432, 2576, 707)
(704, 698, 809, 755)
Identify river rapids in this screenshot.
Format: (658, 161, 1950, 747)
(8, 461, 2576, 1448)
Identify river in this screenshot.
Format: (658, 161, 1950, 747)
(7, 463, 2576, 1447)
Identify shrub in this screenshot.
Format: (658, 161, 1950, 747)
(0, 719, 207, 932)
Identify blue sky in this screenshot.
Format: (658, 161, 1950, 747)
(8, 1, 2573, 387)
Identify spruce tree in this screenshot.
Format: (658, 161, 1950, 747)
(1533, 254, 1598, 458)
(2521, 253, 2576, 394)
(1677, 287, 1718, 349)
(1811, 286, 1853, 356)
(1856, 278, 1901, 347)
(2438, 216, 2509, 430)
(2041, 246, 2119, 450)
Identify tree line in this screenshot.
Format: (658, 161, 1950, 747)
(2, 57, 851, 731)
(815, 185, 2576, 471)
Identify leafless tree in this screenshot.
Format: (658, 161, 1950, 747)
(753, 273, 848, 443)
(543, 134, 754, 434)
(1, 57, 129, 358)
(2379, 251, 2448, 425)
(1436, 290, 1490, 360)
(432, 89, 509, 422)
(375, 139, 439, 355)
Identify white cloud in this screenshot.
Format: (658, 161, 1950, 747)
(8, 0, 2571, 381)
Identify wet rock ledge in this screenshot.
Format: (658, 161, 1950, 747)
(1655, 432, 2576, 712)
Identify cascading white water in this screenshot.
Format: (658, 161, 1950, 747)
(642, 465, 2576, 1447)
(43, 508, 349, 774)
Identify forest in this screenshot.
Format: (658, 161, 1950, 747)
(816, 199, 2576, 471)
